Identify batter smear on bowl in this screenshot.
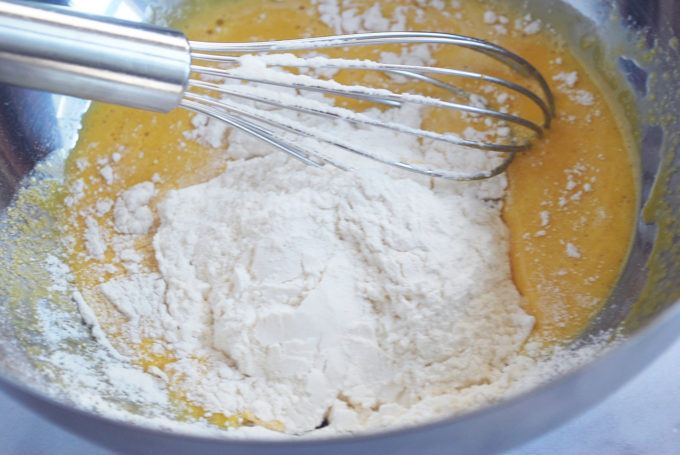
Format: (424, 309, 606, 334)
(58, 0, 636, 435)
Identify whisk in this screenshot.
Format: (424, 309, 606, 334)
(0, 0, 554, 180)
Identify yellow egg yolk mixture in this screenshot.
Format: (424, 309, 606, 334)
(59, 0, 637, 430)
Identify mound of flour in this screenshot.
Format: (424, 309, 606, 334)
(100, 141, 535, 434)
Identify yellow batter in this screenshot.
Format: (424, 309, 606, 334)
(60, 0, 636, 428)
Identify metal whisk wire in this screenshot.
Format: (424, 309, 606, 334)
(0, 1, 554, 180)
(183, 32, 554, 180)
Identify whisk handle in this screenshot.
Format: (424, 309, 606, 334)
(0, 0, 190, 112)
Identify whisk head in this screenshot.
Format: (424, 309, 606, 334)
(181, 32, 554, 181)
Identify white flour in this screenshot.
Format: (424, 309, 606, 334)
(60, 0, 605, 438)
(100, 147, 534, 433)
(92, 42, 535, 433)
(113, 182, 157, 235)
(150, 157, 533, 433)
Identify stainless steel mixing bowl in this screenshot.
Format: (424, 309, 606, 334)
(0, 0, 679, 454)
